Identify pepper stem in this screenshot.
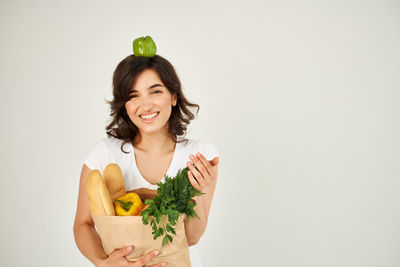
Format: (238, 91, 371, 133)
(115, 200, 133, 211)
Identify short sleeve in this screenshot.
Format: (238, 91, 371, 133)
(83, 139, 108, 172)
(200, 141, 219, 161)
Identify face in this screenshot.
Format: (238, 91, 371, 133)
(124, 69, 177, 135)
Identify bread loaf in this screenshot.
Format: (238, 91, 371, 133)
(86, 170, 115, 216)
(103, 163, 126, 201)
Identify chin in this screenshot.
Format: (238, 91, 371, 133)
(139, 126, 164, 135)
(134, 119, 169, 135)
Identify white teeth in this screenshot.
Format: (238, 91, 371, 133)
(140, 112, 158, 119)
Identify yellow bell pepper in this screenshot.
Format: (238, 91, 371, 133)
(114, 192, 145, 216)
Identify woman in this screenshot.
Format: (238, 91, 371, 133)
(73, 54, 220, 267)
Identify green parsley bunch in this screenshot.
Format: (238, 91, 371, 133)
(140, 166, 203, 246)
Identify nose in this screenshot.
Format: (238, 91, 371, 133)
(140, 95, 154, 110)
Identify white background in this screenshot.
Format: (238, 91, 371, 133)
(1, 0, 399, 266)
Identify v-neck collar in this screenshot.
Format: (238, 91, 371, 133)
(129, 141, 180, 185)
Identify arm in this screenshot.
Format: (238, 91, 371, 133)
(73, 164, 108, 265)
(185, 155, 219, 245)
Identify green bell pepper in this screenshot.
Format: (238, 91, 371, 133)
(132, 36, 157, 57)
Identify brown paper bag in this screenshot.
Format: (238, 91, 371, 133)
(92, 213, 191, 267)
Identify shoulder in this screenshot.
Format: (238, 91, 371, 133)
(178, 137, 219, 160)
(87, 138, 107, 153)
(96, 137, 131, 151)
(104, 137, 127, 147)
(104, 137, 134, 156)
(84, 137, 132, 172)
(88, 137, 132, 156)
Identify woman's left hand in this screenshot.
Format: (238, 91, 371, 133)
(187, 153, 219, 191)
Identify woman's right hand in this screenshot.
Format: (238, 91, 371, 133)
(96, 246, 165, 267)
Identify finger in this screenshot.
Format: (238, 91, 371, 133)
(187, 161, 204, 187)
(187, 170, 200, 191)
(187, 160, 203, 180)
(148, 261, 166, 267)
(111, 245, 133, 259)
(209, 157, 219, 167)
(194, 153, 212, 176)
(131, 250, 160, 266)
(191, 154, 212, 186)
(189, 154, 209, 181)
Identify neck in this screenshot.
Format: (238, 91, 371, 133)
(133, 126, 176, 154)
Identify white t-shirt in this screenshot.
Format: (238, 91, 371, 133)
(83, 136, 219, 267)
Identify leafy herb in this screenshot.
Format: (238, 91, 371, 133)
(141, 166, 203, 246)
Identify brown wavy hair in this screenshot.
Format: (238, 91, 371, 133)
(105, 54, 200, 153)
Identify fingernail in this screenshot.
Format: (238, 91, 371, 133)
(189, 154, 194, 160)
(162, 263, 166, 267)
(196, 153, 201, 157)
(153, 250, 160, 256)
(126, 246, 132, 252)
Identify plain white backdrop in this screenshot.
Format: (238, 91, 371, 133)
(1, 0, 399, 266)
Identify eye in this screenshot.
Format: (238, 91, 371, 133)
(153, 90, 162, 94)
(128, 95, 137, 99)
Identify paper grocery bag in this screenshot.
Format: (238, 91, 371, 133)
(92, 213, 191, 267)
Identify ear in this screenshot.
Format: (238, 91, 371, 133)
(172, 93, 177, 106)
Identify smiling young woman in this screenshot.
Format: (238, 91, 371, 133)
(124, 69, 177, 140)
(73, 54, 220, 267)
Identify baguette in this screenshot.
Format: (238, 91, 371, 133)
(103, 163, 126, 201)
(86, 169, 115, 216)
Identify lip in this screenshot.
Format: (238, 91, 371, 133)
(139, 112, 159, 123)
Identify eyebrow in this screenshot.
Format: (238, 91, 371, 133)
(129, 84, 164, 93)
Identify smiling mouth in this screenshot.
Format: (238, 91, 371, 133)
(139, 112, 159, 120)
